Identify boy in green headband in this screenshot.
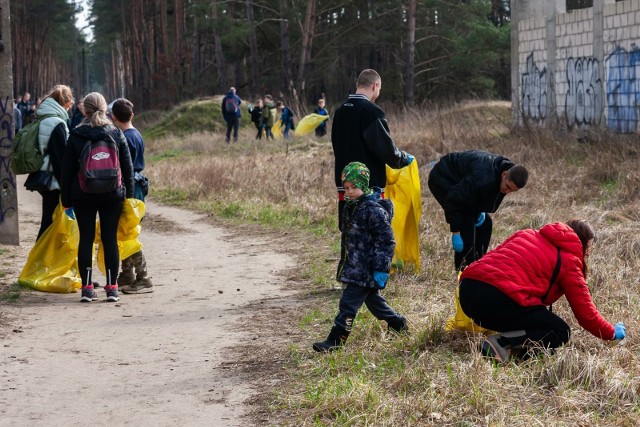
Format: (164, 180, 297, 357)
(313, 162, 407, 352)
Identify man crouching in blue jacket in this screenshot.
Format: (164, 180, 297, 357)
(313, 162, 407, 353)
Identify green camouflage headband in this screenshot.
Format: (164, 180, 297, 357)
(341, 161, 370, 192)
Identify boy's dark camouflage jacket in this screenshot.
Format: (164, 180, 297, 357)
(337, 188, 395, 288)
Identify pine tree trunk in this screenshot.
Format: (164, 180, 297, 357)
(404, 0, 416, 106)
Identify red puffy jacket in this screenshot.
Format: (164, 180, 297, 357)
(461, 222, 615, 340)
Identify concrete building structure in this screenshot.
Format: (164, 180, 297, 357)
(512, 0, 640, 133)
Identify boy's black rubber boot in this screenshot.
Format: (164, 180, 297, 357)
(387, 316, 408, 334)
(313, 326, 349, 353)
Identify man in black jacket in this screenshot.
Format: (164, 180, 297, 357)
(428, 150, 528, 270)
(331, 69, 414, 230)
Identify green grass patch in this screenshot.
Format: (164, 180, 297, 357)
(141, 97, 253, 140)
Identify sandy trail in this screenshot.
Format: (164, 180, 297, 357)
(0, 178, 295, 426)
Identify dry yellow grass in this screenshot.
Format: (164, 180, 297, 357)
(145, 101, 640, 426)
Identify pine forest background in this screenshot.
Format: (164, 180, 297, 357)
(11, 0, 511, 111)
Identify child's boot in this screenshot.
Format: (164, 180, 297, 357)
(312, 325, 350, 353)
(387, 315, 408, 334)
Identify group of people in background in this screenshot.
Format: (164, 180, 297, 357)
(16, 85, 153, 303)
(12, 91, 42, 134)
(314, 68, 627, 365)
(222, 87, 329, 143)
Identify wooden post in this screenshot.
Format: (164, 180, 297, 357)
(0, 0, 19, 245)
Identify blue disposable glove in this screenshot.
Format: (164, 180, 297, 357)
(373, 271, 389, 289)
(407, 154, 415, 165)
(64, 207, 75, 220)
(451, 233, 463, 253)
(613, 322, 626, 340)
(475, 212, 486, 227)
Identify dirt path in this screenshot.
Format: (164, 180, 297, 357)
(0, 178, 296, 426)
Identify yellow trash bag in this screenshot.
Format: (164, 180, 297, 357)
(272, 119, 284, 139)
(294, 113, 329, 137)
(444, 284, 494, 333)
(95, 199, 145, 274)
(18, 203, 82, 293)
(385, 161, 422, 272)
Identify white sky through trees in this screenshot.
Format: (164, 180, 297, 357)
(73, 0, 93, 42)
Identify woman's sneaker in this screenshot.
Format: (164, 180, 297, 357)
(80, 285, 98, 303)
(104, 285, 120, 302)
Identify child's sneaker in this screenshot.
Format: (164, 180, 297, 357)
(80, 285, 98, 303)
(104, 285, 120, 302)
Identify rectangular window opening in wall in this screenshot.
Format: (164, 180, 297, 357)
(567, 0, 593, 12)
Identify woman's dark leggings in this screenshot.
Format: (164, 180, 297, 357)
(74, 199, 123, 287)
(459, 278, 570, 350)
(37, 189, 60, 241)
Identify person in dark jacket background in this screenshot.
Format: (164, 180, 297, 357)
(428, 150, 528, 271)
(61, 92, 134, 303)
(221, 87, 241, 143)
(249, 98, 263, 140)
(313, 162, 407, 353)
(331, 69, 414, 231)
(459, 219, 627, 363)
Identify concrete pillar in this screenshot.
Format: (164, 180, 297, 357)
(546, 0, 558, 126)
(593, 0, 605, 127)
(511, 0, 522, 126)
(0, 0, 19, 245)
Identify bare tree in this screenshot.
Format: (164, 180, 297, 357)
(404, 0, 416, 106)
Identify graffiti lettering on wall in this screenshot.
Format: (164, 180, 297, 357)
(605, 44, 640, 133)
(0, 96, 17, 223)
(521, 53, 547, 123)
(565, 57, 603, 128)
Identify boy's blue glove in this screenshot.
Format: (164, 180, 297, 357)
(613, 322, 626, 340)
(407, 154, 415, 165)
(64, 207, 75, 220)
(373, 271, 389, 289)
(451, 234, 463, 252)
(475, 212, 486, 227)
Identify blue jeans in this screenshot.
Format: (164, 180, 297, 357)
(334, 283, 403, 331)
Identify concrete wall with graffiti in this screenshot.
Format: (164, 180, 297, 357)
(0, 95, 18, 234)
(513, 0, 640, 133)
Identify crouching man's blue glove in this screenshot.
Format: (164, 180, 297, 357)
(451, 233, 463, 253)
(373, 271, 389, 289)
(475, 212, 486, 227)
(613, 322, 626, 340)
(64, 207, 75, 220)
(407, 154, 415, 165)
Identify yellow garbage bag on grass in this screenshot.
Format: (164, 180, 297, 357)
(18, 203, 82, 293)
(444, 284, 495, 333)
(96, 199, 145, 274)
(385, 161, 422, 272)
(294, 113, 329, 137)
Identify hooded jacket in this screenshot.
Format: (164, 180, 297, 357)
(337, 188, 395, 288)
(61, 123, 134, 207)
(461, 222, 615, 340)
(428, 150, 514, 233)
(31, 97, 69, 191)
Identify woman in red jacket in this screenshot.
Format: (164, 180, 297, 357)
(459, 219, 626, 363)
